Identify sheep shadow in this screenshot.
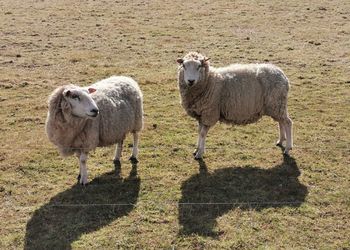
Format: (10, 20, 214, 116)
(25, 163, 140, 250)
(178, 155, 308, 237)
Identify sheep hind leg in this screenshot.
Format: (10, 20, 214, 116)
(276, 121, 286, 147)
(282, 116, 293, 155)
(129, 132, 139, 163)
(76, 152, 81, 182)
(194, 125, 210, 160)
(113, 141, 123, 174)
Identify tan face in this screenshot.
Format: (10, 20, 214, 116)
(63, 87, 99, 118)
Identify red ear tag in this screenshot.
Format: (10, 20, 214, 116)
(88, 88, 96, 94)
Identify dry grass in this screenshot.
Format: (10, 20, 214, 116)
(1, 0, 349, 249)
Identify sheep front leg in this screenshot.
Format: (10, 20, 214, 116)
(193, 123, 203, 156)
(194, 125, 210, 160)
(79, 152, 89, 185)
(129, 132, 139, 163)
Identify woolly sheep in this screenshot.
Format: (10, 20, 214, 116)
(45, 76, 143, 185)
(177, 51, 293, 159)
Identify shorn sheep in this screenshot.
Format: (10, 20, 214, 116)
(177, 51, 293, 159)
(45, 76, 143, 185)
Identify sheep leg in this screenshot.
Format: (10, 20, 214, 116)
(276, 121, 286, 147)
(113, 141, 123, 168)
(193, 123, 203, 156)
(76, 152, 81, 182)
(129, 132, 139, 163)
(79, 152, 88, 185)
(283, 116, 293, 155)
(194, 125, 210, 160)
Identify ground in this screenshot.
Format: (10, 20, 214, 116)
(0, 0, 349, 249)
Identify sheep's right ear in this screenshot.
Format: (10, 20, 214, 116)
(200, 57, 210, 66)
(63, 89, 71, 97)
(177, 58, 184, 64)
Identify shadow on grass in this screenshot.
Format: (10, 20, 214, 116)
(25, 163, 140, 250)
(178, 155, 308, 237)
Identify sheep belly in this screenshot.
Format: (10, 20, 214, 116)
(97, 99, 136, 147)
(219, 74, 265, 125)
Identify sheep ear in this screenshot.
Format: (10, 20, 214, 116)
(177, 58, 184, 64)
(201, 57, 210, 66)
(88, 88, 96, 94)
(63, 89, 71, 97)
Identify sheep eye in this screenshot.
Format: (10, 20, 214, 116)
(71, 94, 80, 100)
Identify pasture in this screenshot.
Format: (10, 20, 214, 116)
(1, 0, 349, 249)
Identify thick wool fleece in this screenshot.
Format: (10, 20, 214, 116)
(45, 76, 143, 156)
(178, 54, 290, 127)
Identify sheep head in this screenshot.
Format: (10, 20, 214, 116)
(62, 86, 99, 119)
(177, 52, 210, 88)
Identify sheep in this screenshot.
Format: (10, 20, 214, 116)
(177, 51, 293, 159)
(45, 76, 143, 185)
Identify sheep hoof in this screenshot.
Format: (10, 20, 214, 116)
(276, 142, 283, 148)
(194, 155, 203, 160)
(283, 148, 292, 155)
(113, 159, 121, 166)
(114, 159, 121, 175)
(77, 174, 88, 185)
(129, 156, 138, 164)
(193, 149, 198, 156)
(79, 176, 88, 186)
(114, 159, 121, 168)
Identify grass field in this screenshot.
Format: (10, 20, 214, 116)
(1, 0, 349, 249)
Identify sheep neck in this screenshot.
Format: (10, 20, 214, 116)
(47, 98, 90, 152)
(182, 68, 218, 110)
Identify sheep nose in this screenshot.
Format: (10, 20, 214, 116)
(188, 80, 195, 86)
(91, 108, 99, 117)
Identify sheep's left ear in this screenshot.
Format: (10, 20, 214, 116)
(88, 88, 96, 94)
(177, 58, 184, 64)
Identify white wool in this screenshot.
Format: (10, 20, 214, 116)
(45, 76, 143, 184)
(177, 52, 293, 157)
